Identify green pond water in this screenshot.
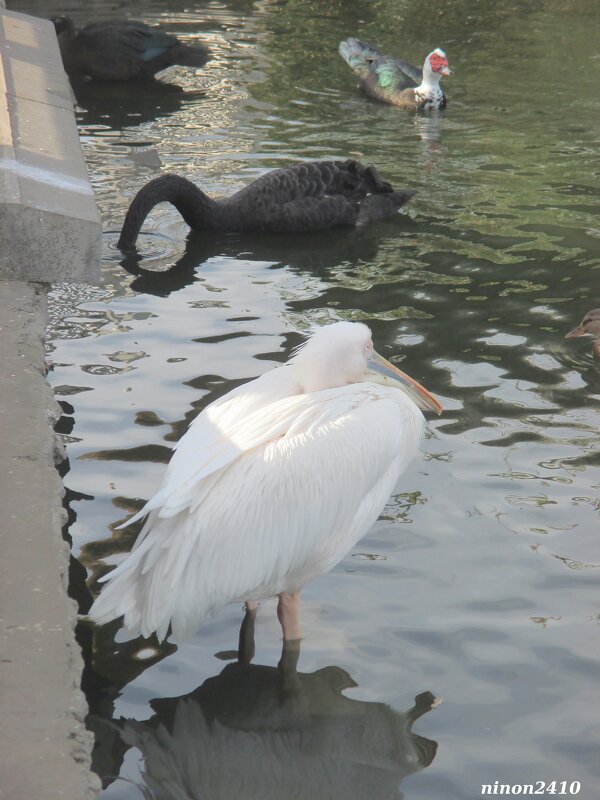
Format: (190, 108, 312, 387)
(12, 0, 600, 797)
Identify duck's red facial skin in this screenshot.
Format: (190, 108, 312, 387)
(429, 53, 451, 76)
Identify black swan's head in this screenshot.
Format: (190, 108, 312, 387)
(51, 16, 75, 38)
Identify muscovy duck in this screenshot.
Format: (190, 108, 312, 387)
(339, 38, 451, 110)
(117, 159, 416, 250)
(51, 17, 210, 80)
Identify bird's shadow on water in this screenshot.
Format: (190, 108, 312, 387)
(70, 76, 205, 129)
(118, 219, 411, 297)
(88, 618, 439, 799)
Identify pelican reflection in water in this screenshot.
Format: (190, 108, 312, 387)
(96, 613, 438, 799)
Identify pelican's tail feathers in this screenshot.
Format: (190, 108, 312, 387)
(88, 543, 150, 640)
(88, 512, 222, 643)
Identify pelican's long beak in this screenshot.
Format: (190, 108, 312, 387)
(367, 351, 443, 415)
(564, 325, 586, 338)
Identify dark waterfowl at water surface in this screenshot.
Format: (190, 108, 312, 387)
(117, 159, 416, 251)
(339, 38, 451, 110)
(51, 17, 210, 81)
(565, 308, 600, 357)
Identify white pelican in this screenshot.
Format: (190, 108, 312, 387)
(88, 321, 442, 643)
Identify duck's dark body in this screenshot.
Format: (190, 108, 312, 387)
(52, 17, 210, 80)
(118, 160, 416, 250)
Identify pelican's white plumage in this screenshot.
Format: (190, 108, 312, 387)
(89, 322, 441, 643)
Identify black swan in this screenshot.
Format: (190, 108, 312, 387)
(51, 17, 210, 81)
(117, 159, 416, 250)
(339, 39, 451, 110)
(565, 309, 600, 357)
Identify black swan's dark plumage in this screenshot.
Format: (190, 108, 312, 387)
(117, 160, 416, 250)
(51, 17, 210, 80)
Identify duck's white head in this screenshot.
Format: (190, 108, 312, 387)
(290, 321, 442, 413)
(422, 48, 452, 82)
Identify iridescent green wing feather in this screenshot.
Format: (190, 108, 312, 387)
(373, 56, 421, 92)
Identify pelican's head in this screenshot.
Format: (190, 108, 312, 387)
(291, 321, 442, 414)
(423, 49, 452, 80)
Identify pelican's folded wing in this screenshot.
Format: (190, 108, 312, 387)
(123, 379, 395, 525)
(122, 366, 300, 525)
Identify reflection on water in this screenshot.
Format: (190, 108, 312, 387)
(118, 224, 394, 297)
(92, 622, 437, 800)
(70, 77, 205, 130)
(9, 0, 600, 796)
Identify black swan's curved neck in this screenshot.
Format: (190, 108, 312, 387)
(118, 174, 219, 250)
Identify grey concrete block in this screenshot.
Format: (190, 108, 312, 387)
(0, 10, 101, 282)
(0, 281, 100, 800)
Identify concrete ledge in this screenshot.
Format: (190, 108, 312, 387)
(0, 281, 100, 800)
(0, 10, 101, 282)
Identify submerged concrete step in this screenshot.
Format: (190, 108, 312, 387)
(0, 10, 101, 282)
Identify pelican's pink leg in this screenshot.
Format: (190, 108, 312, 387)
(277, 591, 301, 641)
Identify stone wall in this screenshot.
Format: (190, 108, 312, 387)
(0, 10, 101, 281)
